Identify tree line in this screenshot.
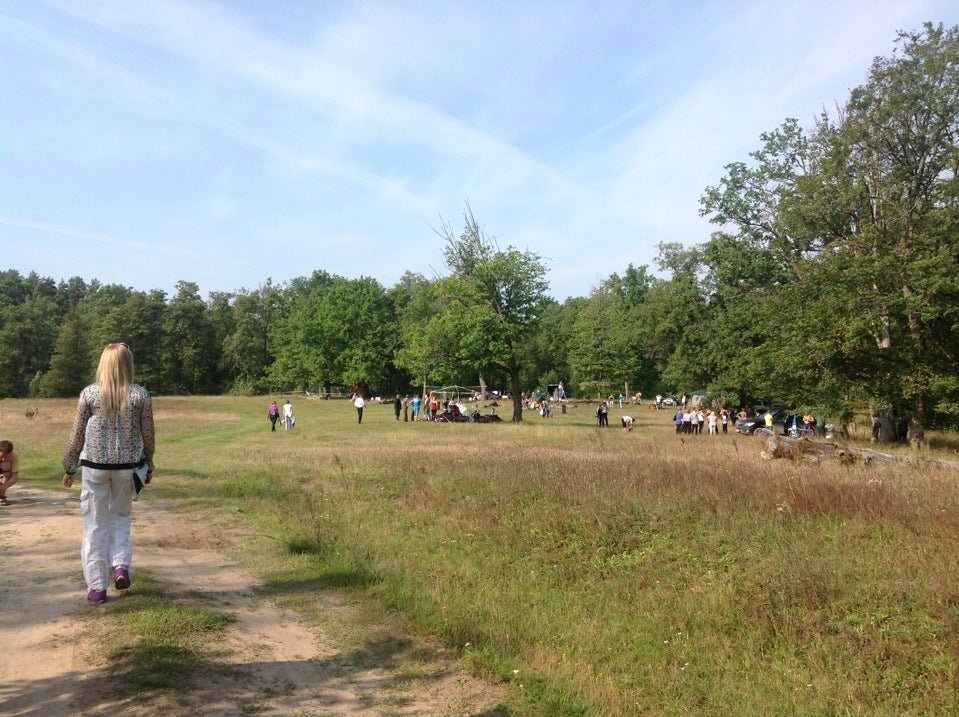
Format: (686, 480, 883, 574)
(2, 24, 957, 438)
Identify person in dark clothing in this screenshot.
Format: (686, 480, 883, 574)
(896, 417, 909, 443)
(596, 401, 609, 427)
(394, 394, 402, 421)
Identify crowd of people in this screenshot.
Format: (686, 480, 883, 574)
(256, 391, 840, 444)
(672, 407, 731, 434)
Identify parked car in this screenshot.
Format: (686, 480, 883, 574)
(660, 395, 679, 406)
(735, 409, 789, 435)
(749, 399, 775, 414)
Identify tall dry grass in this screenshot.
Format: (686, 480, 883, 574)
(5, 396, 959, 715)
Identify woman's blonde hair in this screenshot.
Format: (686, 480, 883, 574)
(96, 343, 135, 418)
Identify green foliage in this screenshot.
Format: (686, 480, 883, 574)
(522, 297, 582, 394)
(221, 281, 282, 391)
(564, 265, 663, 398)
(568, 289, 637, 396)
(0, 295, 60, 397)
(161, 281, 219, 394)
(413, 205, 550, 420)
(269, 275, 398, 392)
(37, 310, 89, 397)
(694, 23, 959, 436)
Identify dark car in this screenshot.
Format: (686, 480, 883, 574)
(735, 409, 789, 435)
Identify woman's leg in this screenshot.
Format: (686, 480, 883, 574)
(107, 469, 134, 577)
(80, 467, 114, 592)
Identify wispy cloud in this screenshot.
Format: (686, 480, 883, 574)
(0, 216, 197, 256)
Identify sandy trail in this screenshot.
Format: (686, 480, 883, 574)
(0, 487, 507, 716)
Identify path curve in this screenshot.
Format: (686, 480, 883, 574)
(0, 487, 507, 716)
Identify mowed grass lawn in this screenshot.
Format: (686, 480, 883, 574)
(4, 396, 959, 716)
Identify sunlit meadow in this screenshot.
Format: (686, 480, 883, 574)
(3, 395, 958, 716)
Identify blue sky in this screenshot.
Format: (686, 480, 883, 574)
(3, 1, 957, 301)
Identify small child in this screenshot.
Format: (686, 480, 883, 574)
(0, 440, 20, 506)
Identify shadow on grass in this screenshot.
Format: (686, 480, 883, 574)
(927, 434, 959, 454)
(258, 569, 378, 595)
(1, 637, 514, 717)
(99, 643, 205, 691)
(160, 466, 214, 480)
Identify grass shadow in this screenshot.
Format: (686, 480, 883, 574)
(258, 569, 378, 596)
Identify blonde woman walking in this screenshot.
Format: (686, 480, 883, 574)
(62, 343, 155, 604)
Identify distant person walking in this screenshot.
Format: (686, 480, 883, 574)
(403, 395, 410, 422)
(394, 394, 402, 421)
(268, 400, 280, 432)
(283, 400, 294, 431)
(354, 393, 365, 424)
(62, 343, 155, 604)
(410, 395, 421, 421)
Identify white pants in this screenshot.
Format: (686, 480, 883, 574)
(80, 466, 134, 591)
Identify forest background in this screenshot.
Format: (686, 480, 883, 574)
(2, 24, 958, 440)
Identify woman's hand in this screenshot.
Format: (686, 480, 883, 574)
(62, 473, 75, 488)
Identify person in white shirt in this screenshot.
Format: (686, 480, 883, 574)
(621, 415, 634, 432)
(353, 394, 365, 424)
(283, 400, 294, 431)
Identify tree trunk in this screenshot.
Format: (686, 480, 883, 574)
(509, 366, 523, 422)
(758, 429, 959, 469)
(479, 375, 487, 400)
(876, 409, 897, 443)
(911, 394, 926, 446)
(902, 286, 927, 446)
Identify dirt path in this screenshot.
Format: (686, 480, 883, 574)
(0, 487, 508, 716)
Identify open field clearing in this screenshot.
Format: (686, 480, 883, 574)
(2, 396, 959, 715)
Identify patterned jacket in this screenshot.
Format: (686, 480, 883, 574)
(63, 383, 155, 475)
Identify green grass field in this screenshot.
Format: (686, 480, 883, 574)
(3, 395, 959, 716)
